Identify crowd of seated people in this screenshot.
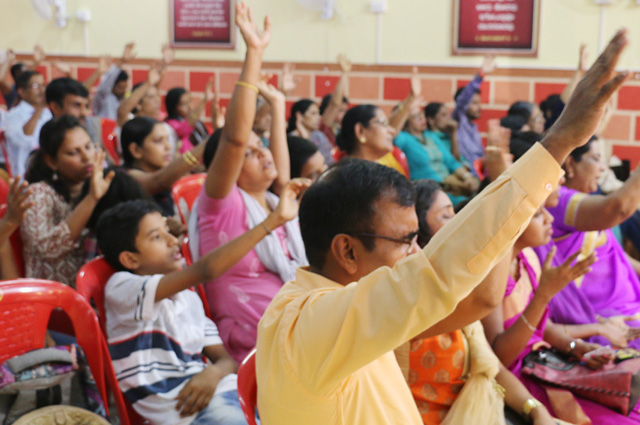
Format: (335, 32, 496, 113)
(1, 5, 640, 424)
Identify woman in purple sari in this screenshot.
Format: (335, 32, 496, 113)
(540, 136, 640, 348)
(482, 201, 640, 423)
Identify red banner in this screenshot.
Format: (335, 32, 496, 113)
(453, 0, 539, 56)
(170, 0, 235, 49)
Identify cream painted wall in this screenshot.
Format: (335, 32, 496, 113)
(1, 0, 639, 69)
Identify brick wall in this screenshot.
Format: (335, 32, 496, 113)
(6, 55, 640, 168)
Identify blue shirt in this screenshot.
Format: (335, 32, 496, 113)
(452, 74, 484, 174)
(394, 131, 462, 182)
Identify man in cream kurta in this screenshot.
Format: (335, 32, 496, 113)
(255, 29, 629, 425)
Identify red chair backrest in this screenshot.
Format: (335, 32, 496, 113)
(0, 177, 9, 206)
(0, 204, 25, 277)
(0, 279, 124, 420)
(101, 118, 120, 166)
(237, 349, 258, 425)
(392, 146, 410, 178)
(0, 130, 12, 177)
(76, 257, 116, 334)
(76, 257, 148, 425)
(171, 173, 206, 226)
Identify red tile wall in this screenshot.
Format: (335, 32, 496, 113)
(7, 56, 640, 166)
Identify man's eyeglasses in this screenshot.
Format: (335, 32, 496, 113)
(347, 231, 419, 254)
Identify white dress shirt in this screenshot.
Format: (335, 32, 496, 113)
(4, 101, 52, 177)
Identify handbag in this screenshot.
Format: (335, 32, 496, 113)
(522, 347, 640, 416)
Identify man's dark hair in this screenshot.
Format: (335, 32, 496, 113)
(10, 63, 26, 81)
(319, 93, 349, 116)
(15, 70, 41, 91)
(203, 128, 224, 169)
(300, 158, 416, 269)
(96, 199, 162, 271)
(454, 85, 480, 102)
(115, 70, 129, 85)
(45, 77, 89, 107)
(287, 135, 318, 178)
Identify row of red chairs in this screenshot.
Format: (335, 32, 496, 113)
(0, 173, 257, 424)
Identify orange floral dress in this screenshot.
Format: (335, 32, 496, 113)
(409, 330, 468, 424)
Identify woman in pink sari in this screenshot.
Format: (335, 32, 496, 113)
(483, 198, 640, 423)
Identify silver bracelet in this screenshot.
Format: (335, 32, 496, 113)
(520, 313, 537, 332)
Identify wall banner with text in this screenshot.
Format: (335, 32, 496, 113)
(170, 0, 235, 49)
(452, 0, 540, 56)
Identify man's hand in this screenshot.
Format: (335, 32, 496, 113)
(175, 366, 222, 417)
(546, 29, 629, 154)
(121, 42, 136, 64)
(481, 55, 496, 75)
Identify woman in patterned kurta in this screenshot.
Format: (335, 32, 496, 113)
(22, 115, 113, 287)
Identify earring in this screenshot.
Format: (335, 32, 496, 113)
(52, 171, 58, 181)
(359, 137, 366, 144)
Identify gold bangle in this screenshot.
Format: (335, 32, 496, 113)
(261, 222, 272, 235)
(185, 150, 199, 165)
(522, 398, 542, 417)
(235, 81, 259, 94)
(182, 153, 198, 168)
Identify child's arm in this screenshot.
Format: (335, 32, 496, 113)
(155, 178, 310, 302)
(204, 3, 270, 200)
(174, 344, 237, 418)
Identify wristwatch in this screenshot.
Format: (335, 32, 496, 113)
(522, 398, 543, 417)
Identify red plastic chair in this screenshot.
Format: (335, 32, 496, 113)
(0, 279, 128, 422)
(392, 146, 410, 178)
(237, 349, 258, 425)
(0, 204, 25, 277)
(76, 257, 149, 424)
(171, 173, 206, 226)
(0, 130, 12, 177)
(101, 118, 120, 166)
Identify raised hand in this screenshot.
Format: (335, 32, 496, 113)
(122, 42, 136, 63)
(89, 150, 115, 201)
(52, 61, 72, 77)
(211, 93, 226, 130)
(538, 247, 596, 300)
(409, 66, 421, 98)
(257, 74, 285, 104)
(33, 45, 46, 65)
(5, 178, 33, 227)
(481, 55, 496, 75)
(236, 2, 271, 51)
(204, 76, 215, 100)
(97, 55, 112, 74)
(281, 63, 296, 94)
(147, 63, 162, 86)
(598, 315, 640, 347)
(5, 49, 16, 65)
(272, 178, 312, 224)
(162, 43, 175, 66)
(579, 43, 589, 73)
(487, 119, 510, 152)
(337, 54, 352, 74)
(549, 29, 629, 151)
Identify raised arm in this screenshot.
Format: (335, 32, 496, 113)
(453, 56, 494, 117)
(285, 30, 630, 389)
(129, 142, 206, 195)
(414, 251, 511, 339)
(571, 167, 640, 230)
(31, 45, 45, 70)
(321, 54, 350, 128)
(561, 44, 588, 103)
(155, 179, 309, 301)
(117, 64, 160, 127)
(389, 67, 421, 133)
(204, 3, 270, 199)
(186, 77, 213, 128)
(257, 77, 289, 194)
(83, 55, 112, 92)
(0, 50, 16, 96)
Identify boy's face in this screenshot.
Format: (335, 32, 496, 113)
(124, 212, 183, 275)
